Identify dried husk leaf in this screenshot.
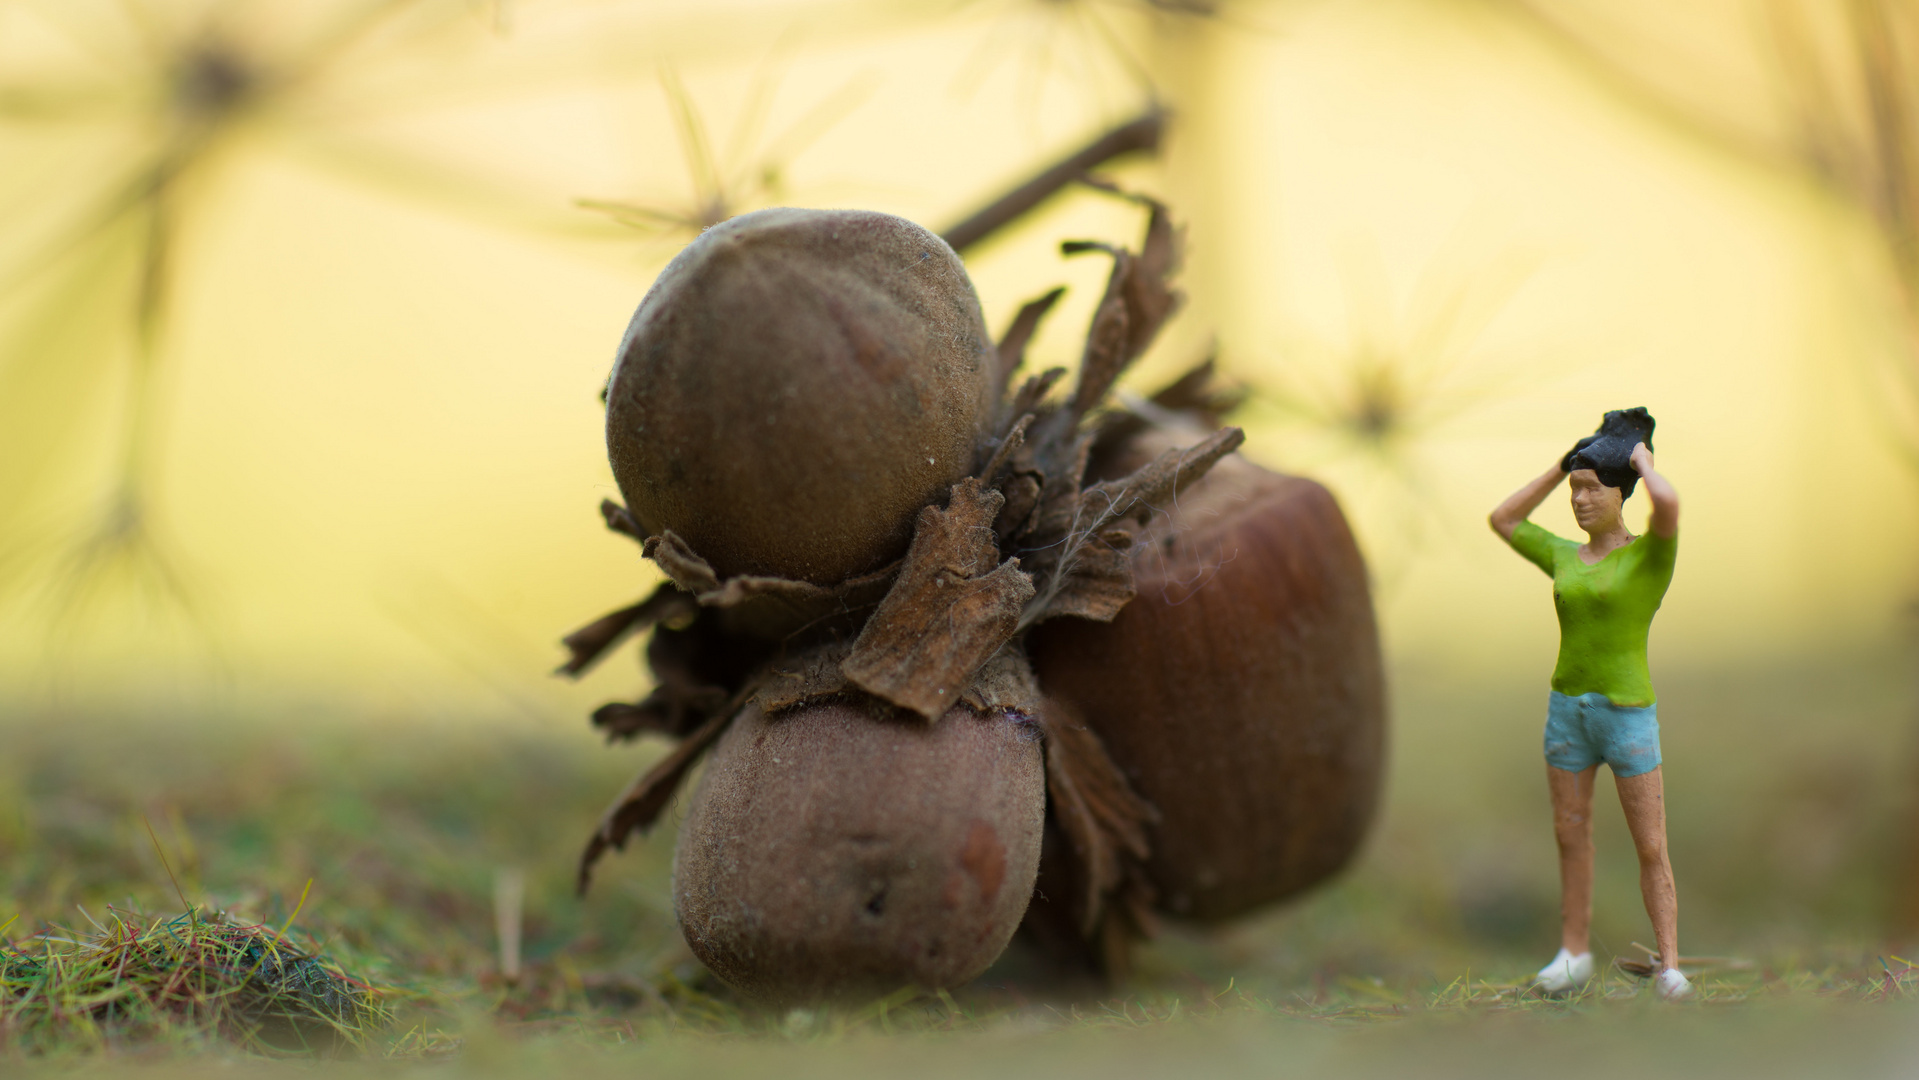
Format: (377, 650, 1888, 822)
(993, 287, 1065, 410)
(1024, 819, 1160, 980)
(642, 531, 722, 594)
(590, 689, 726, 744)
(1033, 695, 1158, 936)
(977, 413, 1033, 487)
(749, 636, 1044, 724)
(749, 641, 855, 714)
(577, 708, 736, 894)
(956, 645, 1043, 714)
(1088, 357, 1246, 459)
(1030, 534, 1135, 623)
(1060, 194, 1182, 419)
(840, 479, 1035, 721)
(1015, 426, 1244, 628)
(1074, 426, 1244, 535)
(1007, 367, 1066, 426)
(1069, 280, 1132, 419)
(994, 474, 1042, 548)
(640, 528, 899, 641)
(1017, 425, 1095, 554)
(968, 199, 1238, 639)
(554, 584, 696, 678)
(589, 609, 776, 743)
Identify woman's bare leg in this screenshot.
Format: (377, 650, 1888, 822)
(1615, 766, 1678, 972)
(1547, 765, 1598, 954)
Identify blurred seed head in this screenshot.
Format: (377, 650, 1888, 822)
(0, 0, 501, 653)
(1500, 0, 1919, 457)
(577, 61, 877, 248)
(1248, 244, 1539, 573)
(170, 38, 256, 123)
(949, 0, 1221, 126)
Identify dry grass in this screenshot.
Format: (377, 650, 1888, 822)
(0, 905, 385, 1056)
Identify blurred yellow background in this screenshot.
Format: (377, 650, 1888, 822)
(1, 0, 1914, 726)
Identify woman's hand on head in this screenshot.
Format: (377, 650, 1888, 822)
(1630, 441, 1679, 538)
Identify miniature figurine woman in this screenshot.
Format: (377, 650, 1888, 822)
(1488, 408, 1689, 1000)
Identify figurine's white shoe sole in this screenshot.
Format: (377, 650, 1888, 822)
(1533, 948, 1594, 994)
(1654, 968, 1694, 1000)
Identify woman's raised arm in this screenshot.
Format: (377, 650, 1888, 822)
(1630, 442, 1678, 538)
(1489, 462, 1568, 542)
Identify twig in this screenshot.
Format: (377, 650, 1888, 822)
(494, 868, 525, 985)
(941, 108, 1167, 254)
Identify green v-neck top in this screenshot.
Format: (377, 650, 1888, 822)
(1508, 520, 1677, 707)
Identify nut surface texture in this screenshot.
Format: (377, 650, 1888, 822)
(1029, 450, 1386, 922)
(606, 208, 995, 585)
(673, 697, 1045, 1004)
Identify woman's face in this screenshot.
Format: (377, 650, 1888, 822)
(1569, 469, 1623, 535)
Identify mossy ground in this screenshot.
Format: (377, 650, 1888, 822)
(2, 644, 1915, 1076)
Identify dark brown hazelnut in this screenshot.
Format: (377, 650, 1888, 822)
(673, 696, 1045, 1005)
(1028, 450, 1385, 922)
(606, 208, 996, 586)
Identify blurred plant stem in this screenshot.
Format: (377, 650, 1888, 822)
(0, 0, 513, 645)
(1492, 0, 1919, 454)
(941, 107, 1166, 254)
(1242, 248, 1538, 585)
(1486, 0, 1919, 937)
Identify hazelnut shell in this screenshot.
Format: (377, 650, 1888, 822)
(1028, 453, 1385, 922)
(606, 208, 996, 585)
(673, 696, 1045, 1005)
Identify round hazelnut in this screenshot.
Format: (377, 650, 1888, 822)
(673, 695, 1045, 1004)
(1028, 449, 1385, 921)
(606, 208, 996, 585)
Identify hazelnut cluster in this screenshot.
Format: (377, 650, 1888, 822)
(560, 202, 1384, 1004)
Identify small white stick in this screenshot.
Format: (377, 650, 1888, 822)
(494, 867, 525, 985)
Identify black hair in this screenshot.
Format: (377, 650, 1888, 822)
(1560, 407, 1655, 500)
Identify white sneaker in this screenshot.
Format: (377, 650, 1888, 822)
(1533, 948, 1594, 993)
(1654, 968, 1693, 1000)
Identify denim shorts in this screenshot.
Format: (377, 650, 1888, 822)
(1543, 691, 1661, 777)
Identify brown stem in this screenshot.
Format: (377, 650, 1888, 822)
(940, 108, 1167, 255)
